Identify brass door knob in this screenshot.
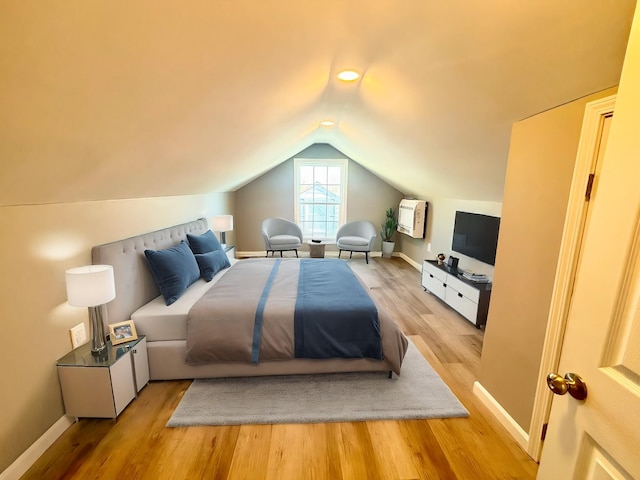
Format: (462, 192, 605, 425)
(546, 372, 587, 400)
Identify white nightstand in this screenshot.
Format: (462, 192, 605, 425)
(56, 335, 149, 419)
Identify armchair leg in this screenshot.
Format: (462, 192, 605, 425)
(350, 252, 353, 259)
(365, 252, 369, 264)
(338, 250, 342, 258)
(280, 251, 283, 257)
(295, 249, 298, 258)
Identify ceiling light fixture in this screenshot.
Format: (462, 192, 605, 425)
(336, 70, 360, 82)
(320, 120, 336, 127)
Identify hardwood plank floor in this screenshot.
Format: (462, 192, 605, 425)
(21, 257, 538, 479)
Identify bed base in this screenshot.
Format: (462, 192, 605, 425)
(147, 340, 395, 380)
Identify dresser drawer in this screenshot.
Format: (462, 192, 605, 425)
(445, 286, 479, 324)
(422, 261, 447, 282)
(446, 275, 480, 303)
(424, 275, 447, 300)
(422, 268, 447, 300)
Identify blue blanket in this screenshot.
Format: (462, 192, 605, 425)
(293, 259, 382, 360)
(187, 258, 405, 370)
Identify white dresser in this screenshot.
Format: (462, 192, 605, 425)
(421, 260, 492, 328)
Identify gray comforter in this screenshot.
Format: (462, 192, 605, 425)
(185, 258, 408, 374)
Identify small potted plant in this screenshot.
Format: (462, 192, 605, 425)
(381, 207, 398, 258)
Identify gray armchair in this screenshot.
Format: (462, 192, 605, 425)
(262, 217, 303, 257)
(336, 221, 377, 264)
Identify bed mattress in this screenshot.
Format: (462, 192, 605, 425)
(131, 261, 234, 341)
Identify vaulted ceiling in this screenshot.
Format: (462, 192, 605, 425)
(0, 1, 636, 207)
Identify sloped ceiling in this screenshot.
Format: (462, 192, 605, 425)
(0, 1, 635, 206)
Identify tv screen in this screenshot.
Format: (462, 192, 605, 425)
(451, 211, 500, 266)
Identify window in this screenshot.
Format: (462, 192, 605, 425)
(294, 158, 347, 239)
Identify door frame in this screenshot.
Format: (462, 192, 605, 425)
(526, 94, 616, 460)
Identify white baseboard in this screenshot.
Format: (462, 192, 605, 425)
(472, 381, 529, 452)
(398, 252, 421, 270)
(237, 250, 384, 259)
(0, 416, 74, 480)
(238, 251, 272, 258)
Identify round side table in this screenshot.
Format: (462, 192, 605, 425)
(308, 240, 330, 258)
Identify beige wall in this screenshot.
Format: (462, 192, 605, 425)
(0, 192, 233, 472)
(235, 144, 404, 254)
(478, 87, 617, 432)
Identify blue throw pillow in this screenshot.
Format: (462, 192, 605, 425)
(187, 230, 223, 254)
(194, 250, 231, 282)
(144, 241, 200, 305)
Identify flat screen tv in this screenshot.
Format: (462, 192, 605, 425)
(451, 211, 501, 266)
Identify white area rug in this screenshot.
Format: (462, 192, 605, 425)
(167, 340, 468, 427)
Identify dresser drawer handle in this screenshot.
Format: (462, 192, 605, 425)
(458, 292, 463, 298)
(429, 274, 434, 278)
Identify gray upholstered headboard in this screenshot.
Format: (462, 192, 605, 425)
(91, 218, 209, 326)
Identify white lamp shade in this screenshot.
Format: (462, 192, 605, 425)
(211, 215, 233, 232)
(65, 265, 116, 307)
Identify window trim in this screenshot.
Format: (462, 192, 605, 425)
(294, 158, 348, 240)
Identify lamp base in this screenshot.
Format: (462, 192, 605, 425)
(88, 304, 107, 355)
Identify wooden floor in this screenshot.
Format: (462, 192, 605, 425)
(22, 256, 538, 480)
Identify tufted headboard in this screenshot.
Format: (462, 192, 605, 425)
(91, 218, 209, 326)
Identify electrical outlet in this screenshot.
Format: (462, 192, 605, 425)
(427, 242, 432, 252)
(69, 323, 87, 349)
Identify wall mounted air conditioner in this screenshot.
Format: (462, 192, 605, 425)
(397, 199, 428, 238)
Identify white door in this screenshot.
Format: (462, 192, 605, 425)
(537, 21, 640, 479)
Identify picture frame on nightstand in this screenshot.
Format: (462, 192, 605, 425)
(109, 320, 138, 345)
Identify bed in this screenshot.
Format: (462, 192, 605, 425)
(92, 218, 409, 380)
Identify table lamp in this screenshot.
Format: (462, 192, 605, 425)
(65, 265, 116, 354)
(211, 215, 233, 247)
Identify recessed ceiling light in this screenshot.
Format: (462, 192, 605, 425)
(320, 120, 336, 127)
(336, 70, 360, 82)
